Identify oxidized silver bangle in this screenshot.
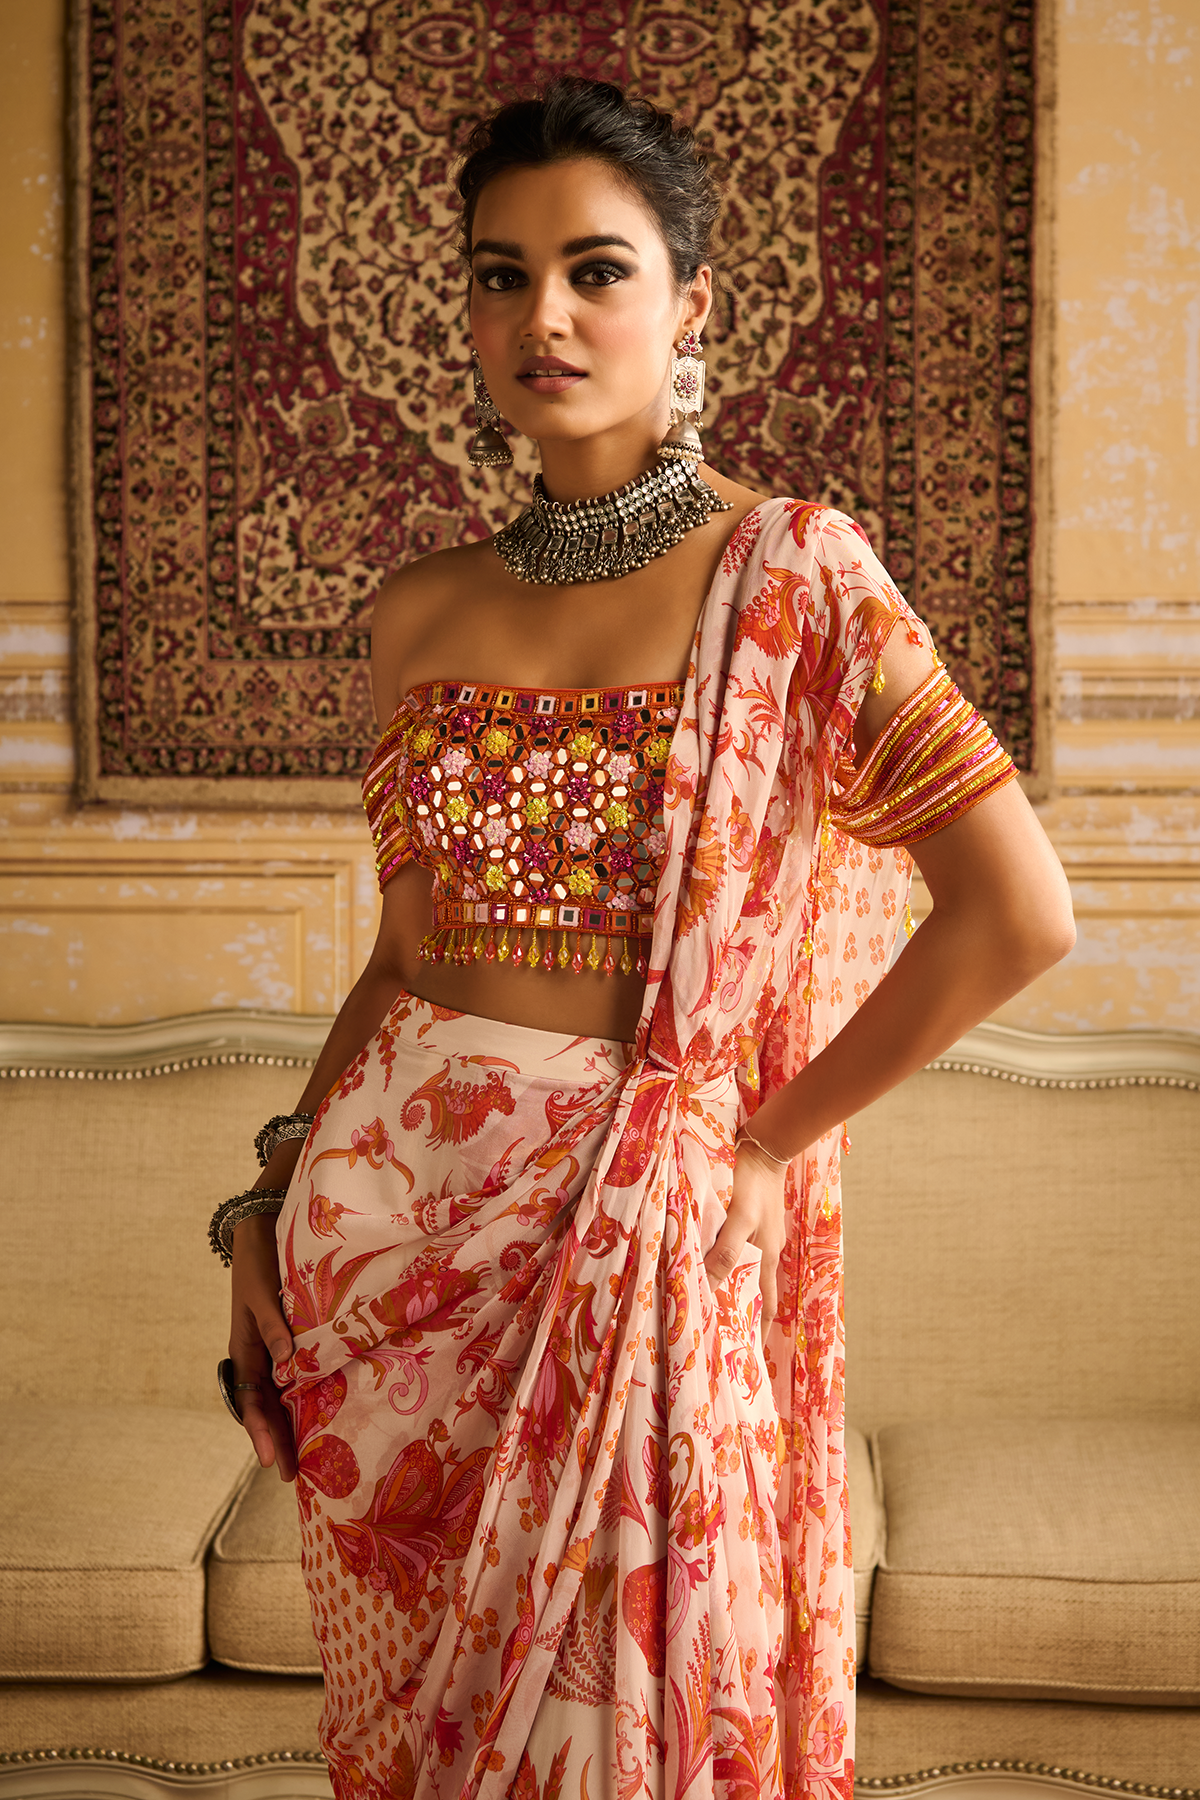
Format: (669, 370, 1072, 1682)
(208, 1188, 288, 1266)
(735, 1125, 791, 1168)
(254, 1112, 315, 1167)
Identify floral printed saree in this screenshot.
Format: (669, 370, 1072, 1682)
(277, 500, 917, 1800)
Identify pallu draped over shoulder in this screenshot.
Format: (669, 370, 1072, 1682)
(276, 500, 1013, 1800)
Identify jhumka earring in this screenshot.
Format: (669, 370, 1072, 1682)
(658, 327, 706, 464)
(467, 349, 513, 469)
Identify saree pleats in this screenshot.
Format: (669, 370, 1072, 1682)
(279, 992, 784, 1800)
(278, 501, 921, 1800)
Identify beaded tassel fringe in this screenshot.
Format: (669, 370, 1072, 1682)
(418, 923, 647, 980)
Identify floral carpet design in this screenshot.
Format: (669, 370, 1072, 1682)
(74, 0, 1037, 802)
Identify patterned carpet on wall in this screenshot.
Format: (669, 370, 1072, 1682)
(73, 0, 1038, 805)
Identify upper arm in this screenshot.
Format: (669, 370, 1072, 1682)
(370, 552, 464, 729)
(909, 779, 1076, 964)
(370, 565, 426, 730)
(851, 614, 940, 765)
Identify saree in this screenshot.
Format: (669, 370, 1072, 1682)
(277, 499, 917, 1800)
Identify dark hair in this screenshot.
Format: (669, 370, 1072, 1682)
(456, 78, 722, 289)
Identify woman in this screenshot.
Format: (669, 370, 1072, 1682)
(216, 79, 1073, 1800)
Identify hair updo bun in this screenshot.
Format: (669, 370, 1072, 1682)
(456, 77, 722, 290)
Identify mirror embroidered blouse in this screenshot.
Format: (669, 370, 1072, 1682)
(363, 679, 684, 975)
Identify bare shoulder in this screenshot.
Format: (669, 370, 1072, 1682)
(702, 463, 770, 523)
(370, 538, 498, 725)
(371, 538, 495, 637)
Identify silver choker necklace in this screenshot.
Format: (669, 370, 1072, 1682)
(493, 458, 731, 586)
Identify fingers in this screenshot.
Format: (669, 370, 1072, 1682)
(705, 1145, 788, 1323)
(229, 1316, 299, 1481)
(231, 1213, 294, 1363)
(253, 1291, 294, 1368)
(703, 1194, 755, 1295)
(229, 1213, 298, 1480)
(758, 1240, 779, 1324)
(240, 1386, 299, 1484)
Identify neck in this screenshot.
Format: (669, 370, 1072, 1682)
(535, 422, 667, 504)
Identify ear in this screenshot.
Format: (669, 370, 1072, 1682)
(678, 264, 714, 342)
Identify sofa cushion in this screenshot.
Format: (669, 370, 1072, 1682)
(846, 1424, 884, 1652)
(0, 1403, 255, 1681)
(208, 1463, 320, 1674)
(868, 1418, 1200, 1705)
(209, 1438, 882, 1681)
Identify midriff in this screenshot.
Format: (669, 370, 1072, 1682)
(383, 860, 650, 1044)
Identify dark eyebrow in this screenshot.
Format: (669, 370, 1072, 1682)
(560, 234, 639, 257)
(469, 234, 640, 261)
(471, 238, 523, 260)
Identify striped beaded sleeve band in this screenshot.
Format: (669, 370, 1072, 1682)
(829, 664, 1017, 846)
(363, 709, 411, 891)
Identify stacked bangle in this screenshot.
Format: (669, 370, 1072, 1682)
(208, 1188, 289, 1266)
(254, 1111, 316, 1167)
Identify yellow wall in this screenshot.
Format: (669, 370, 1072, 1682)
(1, 0, 1197, 1030)
(1019, 0, 1200, 1032)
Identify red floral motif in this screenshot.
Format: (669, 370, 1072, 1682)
(285, 1371, 360, 1522)
(331, 1439, 492, 1609)
(620, 1559, 667, 1678)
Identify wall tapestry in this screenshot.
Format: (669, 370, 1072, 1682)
(72, 0, 1038, 806)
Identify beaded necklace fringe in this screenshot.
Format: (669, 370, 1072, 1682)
(494, 459, 731, 585)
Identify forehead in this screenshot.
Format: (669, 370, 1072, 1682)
(471, 158, 663, 253)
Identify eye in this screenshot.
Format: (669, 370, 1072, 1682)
(574, 261, 630, 287)
(476, 266, 525, 292)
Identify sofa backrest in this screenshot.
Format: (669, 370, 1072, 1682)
(3, 1028, 1197, 1426)
(2, 1061, 299, 1413)
(842, 1070, 1200, 1430)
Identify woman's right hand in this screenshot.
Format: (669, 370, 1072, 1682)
(228, 1149, 300, 1481)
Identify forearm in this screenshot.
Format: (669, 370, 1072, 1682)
(749, 784, 1075, 1160)
(249, 956, 405, 1193)
(295, 959, 406, 1113)
(749, 906, 1042, 1160)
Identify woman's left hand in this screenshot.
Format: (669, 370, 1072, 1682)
(703, 1137, 789, 1322)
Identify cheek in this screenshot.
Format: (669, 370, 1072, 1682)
(582, 295, 673, 377)
(468, 300, 505, 362)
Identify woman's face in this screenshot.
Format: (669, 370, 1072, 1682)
(468, 158, 710, 452)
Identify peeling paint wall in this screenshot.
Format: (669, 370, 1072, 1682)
(0, 0, 1197, 1030)
(1005, 0, 1200, 1033)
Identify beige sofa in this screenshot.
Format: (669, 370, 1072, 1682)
(1, 1014, 1198, 1799)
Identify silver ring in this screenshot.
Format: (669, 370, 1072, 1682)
(217, 1357, 263, 1424)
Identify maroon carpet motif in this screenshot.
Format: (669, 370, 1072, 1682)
(74, 0, 1037, 803)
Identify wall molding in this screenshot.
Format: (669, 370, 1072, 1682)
(0, 1012, 1197, 1091)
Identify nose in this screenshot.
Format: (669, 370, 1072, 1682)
(518, 272, 572, 345)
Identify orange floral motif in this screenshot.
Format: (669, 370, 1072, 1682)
(675, 812, 728, 939)
(276, 504, 922, 1800)
(307, 1193, 347, 1240)
(399, 1060, 518, 1147)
